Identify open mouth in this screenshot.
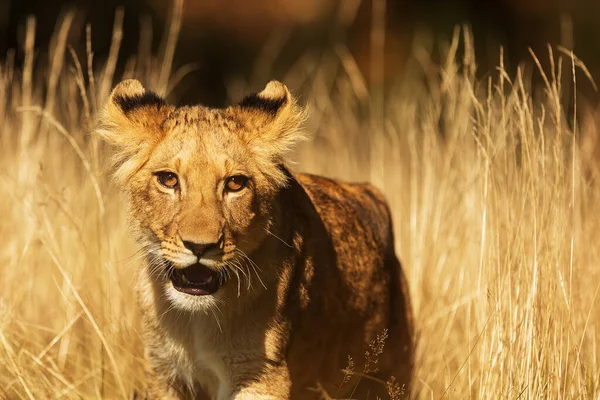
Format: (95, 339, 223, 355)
(169, 263, 222, 296)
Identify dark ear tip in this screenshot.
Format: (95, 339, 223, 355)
(239, 80, 291, 115)
(110, 79, 165, 114)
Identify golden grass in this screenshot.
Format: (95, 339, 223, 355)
(1, 6, 600, 399)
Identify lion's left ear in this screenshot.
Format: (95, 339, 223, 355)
(233, 81, 307, 166)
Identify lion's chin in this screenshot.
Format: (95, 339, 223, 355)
(168, 263, 222, 296)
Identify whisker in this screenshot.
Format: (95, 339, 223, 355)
(207, 302, 223, 332)
(232, 258, 252, 291)
(118, 248, 147, 267)
(236, 249, 267, 290)
(264, 228, 294, 248)
(226, 261, 242, 297)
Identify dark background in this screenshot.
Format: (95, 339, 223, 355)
(1, 0, 599, 106)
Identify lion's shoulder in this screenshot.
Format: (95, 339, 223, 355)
(292, 172, 393, 250)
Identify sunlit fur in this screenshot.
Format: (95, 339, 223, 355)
(100, 79, 413, 399)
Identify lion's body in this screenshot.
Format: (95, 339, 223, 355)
(100, 80, 413, 399)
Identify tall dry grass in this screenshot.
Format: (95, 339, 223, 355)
(1, 5, 599, 399)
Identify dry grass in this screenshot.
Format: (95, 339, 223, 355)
(1, 5, 600, 399)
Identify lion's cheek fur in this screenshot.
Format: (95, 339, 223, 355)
(126, 176, 178, 242)
(229, 197, 272, 259)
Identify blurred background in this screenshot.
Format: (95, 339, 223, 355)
(0, 0, 598, 105)
(2, 2, 600, 398)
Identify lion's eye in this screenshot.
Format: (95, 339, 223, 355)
(156, 172, 179, 189)
(225, 175, 249, 192)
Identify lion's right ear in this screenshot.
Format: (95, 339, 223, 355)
(98, 80, 172, 182)
(99, 79, 170, 150)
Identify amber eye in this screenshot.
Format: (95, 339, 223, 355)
(156, 172, 179, 189)
(225, 175, 249, 192)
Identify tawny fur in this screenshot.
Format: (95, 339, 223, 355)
(100, 79, 414, 399)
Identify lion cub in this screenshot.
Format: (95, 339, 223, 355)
(100, 79, 413, 399)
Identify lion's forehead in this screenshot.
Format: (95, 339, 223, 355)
(164, 106, 243, 132)
(148, 142, 235, 184)
(149, 118, 246, 168)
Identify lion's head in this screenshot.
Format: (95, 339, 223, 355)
(99, 80, 306, 310)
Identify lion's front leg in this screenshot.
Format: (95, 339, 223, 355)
(226, 362, 291, 400)
(145, 370, 212, 400)
(144, 370, 189, 400)
(144, 348, 211, 400)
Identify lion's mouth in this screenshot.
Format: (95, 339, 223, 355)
(169, 263, 222, 296)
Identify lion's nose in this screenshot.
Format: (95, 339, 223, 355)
(182, 235, 224, 258)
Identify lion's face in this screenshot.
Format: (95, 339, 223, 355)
(127, 112, 271, 307)
(100, 80, 305, 310)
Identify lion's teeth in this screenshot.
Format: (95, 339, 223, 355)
(205, 275, 214, 284)
(181, 274, 191, 284)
